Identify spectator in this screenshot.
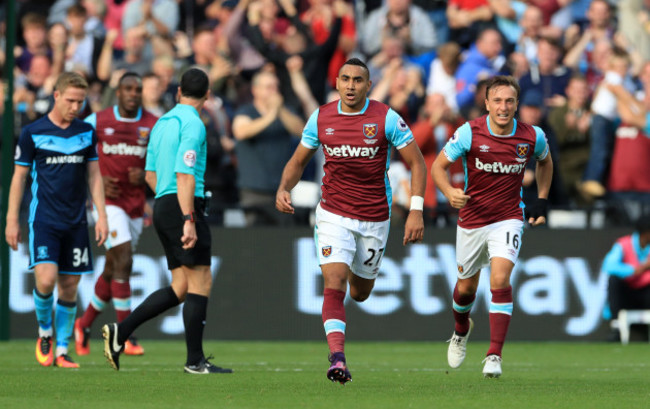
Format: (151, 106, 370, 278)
(121, 0, 179, 39)
(247, 0, 344, 109)
(426, 42, 462, 114)
(16, 12, 50, 73)
(447, 0, 494, 49)
(219, 0, 266, 75)
(604, 62, 650, 222)
(411, 93, 463, 223)
(301, 0, 357, 89)
(96, 27, 152, 82)
(563, 0, 615, 73)
(518, 89, 569, 207)
(13, 53, 56, 123)
(231, 70, 305, 226)
(63, 4, 104, 80)
(547, 74, 593, 205)
(518, 36, 571, 114)
(361, 0, 436, 56)
(103, 0, 130, 53)
(581, 47, 634, 200)
(618, 0, 650, 61)
(141, 73, 166, 117)
(369, 57, 424, 124)
(602, 217, 650, 341)
(455, 28, 505, 113)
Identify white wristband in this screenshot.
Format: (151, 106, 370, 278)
(410, 195, 424, 211)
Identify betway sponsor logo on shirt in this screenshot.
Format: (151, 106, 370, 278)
(46, 155, 84, 164)
(475, 157, 525, 174)
(323, 144, 379, 159)
(102, 142, 146, 158)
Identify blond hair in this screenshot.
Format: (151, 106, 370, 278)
(54, 72, 88, 94)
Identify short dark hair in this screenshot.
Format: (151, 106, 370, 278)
(118, 71, 141, 86)
(180, 67, 209, 99)
(485, 75, 521, 100)
(340, 58, 370, 80)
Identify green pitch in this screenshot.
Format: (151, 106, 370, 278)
(0, 340, 648, 409)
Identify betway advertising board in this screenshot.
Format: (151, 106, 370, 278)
(7, 227, 623, 341)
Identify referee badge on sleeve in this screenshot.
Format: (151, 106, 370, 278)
(183, 150, 197, 167)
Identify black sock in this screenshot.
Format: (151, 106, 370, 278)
(117, 287, 179, 344)
(183, 293, 208, 366)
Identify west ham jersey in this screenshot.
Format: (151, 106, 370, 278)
(15, 116, 98, 226)
(85, 106, 158, 218)
(443, 115, 549, 229)
(301, 98, 414, 221)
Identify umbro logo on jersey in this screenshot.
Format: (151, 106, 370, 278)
(105, 128, 115, 135)
(325, 128, 335, 135)
(479, 144, 490, 152)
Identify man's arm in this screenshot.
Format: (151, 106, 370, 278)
(145, 170, 157, 193)
(232, 113, 278, 140)
(529, 153, 553, 226)
(397, 141, 426, 245)
(609, 84, 647, 129)
(276, 144, 317, 214)
(176, 172, 197, 250)
(431, 153, 471, 209)
(88, 161, 108, 246)
(5, 165, 29, 250)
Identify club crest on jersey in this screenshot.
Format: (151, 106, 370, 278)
(363, 123, 378, 138)
(137, 127, 151, 145)
(457, 264, 464, 274)
(322, 246, 332, 257)
(516, 143, 530, 158)
(37, 246, 49, 259)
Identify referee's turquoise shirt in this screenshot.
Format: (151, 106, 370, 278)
(145, 104, 207, 199)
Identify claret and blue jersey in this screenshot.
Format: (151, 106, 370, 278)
(15, 116, 98, 226)
(443, 115, 549, 228)
(301, 98, 414, 222)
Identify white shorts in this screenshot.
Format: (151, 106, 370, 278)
(314, 204, 390, 280)
(92, 205, 143, 251)
(456, 219, 524, 279)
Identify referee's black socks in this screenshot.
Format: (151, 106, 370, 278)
(183, 293, 208, 366)
(117, 286, 180, 345)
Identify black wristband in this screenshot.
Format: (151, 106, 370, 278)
(182, 211, 196, 222)
(526, 198, 548, 220)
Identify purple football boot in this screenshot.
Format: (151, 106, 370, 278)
(327, 352, 352, 385)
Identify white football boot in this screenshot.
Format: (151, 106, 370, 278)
(447, 318, 474, 368)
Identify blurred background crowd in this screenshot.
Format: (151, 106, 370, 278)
(1, 0, 650, 228)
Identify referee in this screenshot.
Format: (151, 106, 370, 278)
(102, 68, 232, 374)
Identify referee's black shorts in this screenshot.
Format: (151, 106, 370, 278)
(153, 194, 211, 270)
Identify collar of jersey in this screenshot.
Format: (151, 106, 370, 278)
(113, 105, 142, 122)
(337, 98, 369, 115)
(486, 115, 517, 137)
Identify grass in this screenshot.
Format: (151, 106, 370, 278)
(0, 340, 649, 409)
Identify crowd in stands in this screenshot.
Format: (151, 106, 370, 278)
(2, 0, 650, 227)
